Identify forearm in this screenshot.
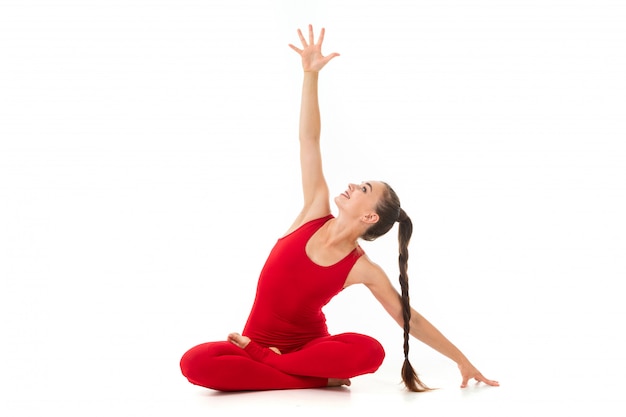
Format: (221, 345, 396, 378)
(299, 71, 321, 142)
(409, 310, 470, 366)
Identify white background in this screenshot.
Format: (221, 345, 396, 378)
(1, 0, 625, 415)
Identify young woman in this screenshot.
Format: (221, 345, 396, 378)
(180, 25, 499, 392)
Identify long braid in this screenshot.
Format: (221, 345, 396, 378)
(361, 183, 431, 392)
(397, 208, 430, 392)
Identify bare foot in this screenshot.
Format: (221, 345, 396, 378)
(228, 332, 250, 349)
(227, 333, 281, 355)
(327, 378, 351, 387)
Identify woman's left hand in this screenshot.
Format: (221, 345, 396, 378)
(289, 24, 340, 72)
(458, 361, 500, 388)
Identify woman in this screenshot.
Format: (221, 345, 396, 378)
(180, 25, 499, 392)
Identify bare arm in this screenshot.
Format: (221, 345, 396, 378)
(351, 258, 499, 388)
(298, 72, 327, 212)
(285, 25, 340, 233)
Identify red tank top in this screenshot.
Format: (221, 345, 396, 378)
(242, 215, 363, 353)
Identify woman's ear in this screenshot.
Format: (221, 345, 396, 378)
(361, 212, 380, 225)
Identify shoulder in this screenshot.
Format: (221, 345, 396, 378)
(344, 253, 389, 288)
(283, 209, 332, 237)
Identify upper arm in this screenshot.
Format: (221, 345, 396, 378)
(284, 139, 330, 232)
(300, 139, 328, 204)
(349, 258, 404, 327)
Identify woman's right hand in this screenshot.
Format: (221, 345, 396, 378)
(289, 24, 340, 72)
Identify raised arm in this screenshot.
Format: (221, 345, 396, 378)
(286, 25, 340, 231)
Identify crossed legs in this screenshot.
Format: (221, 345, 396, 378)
(180, 332, 385, 391)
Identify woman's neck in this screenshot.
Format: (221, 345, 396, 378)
(321, 217, 363, 249)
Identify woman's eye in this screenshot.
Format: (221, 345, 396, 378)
(361, 187, 367, 192)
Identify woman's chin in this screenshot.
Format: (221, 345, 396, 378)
(333, 195, 347, 209)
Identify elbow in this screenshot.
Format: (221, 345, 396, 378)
(408, 310, 424, 331)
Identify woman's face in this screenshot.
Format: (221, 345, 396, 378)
(335, 180, 386, 222)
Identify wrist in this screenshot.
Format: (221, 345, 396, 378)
(456, 357, 472, 368)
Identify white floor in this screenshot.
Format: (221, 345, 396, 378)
(174, 360, 623, 417)
(1, 310, 623, 417)
(9, 363, 622, 417)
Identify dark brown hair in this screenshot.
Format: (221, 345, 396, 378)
(362, 183, 431, 392)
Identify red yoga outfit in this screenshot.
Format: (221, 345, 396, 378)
(180, 215, 385, 391)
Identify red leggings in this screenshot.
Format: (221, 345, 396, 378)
(180, 332, 385, 391)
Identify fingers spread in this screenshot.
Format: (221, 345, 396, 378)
(317, 27, 325, 45)
(288, 44, 302, 54)
(321, 52, 340, 66)
(297, 28, 307, 47)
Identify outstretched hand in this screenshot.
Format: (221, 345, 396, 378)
(458, 361, 500, 388)
(289, 24, 340, 72)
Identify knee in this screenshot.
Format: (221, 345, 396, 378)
(179, 344, 202, 381)
(179, 342, 219, 382)
(342, 333, 385, 371)
(180, 341, 244, 389)
(362, 335, 385, 369)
